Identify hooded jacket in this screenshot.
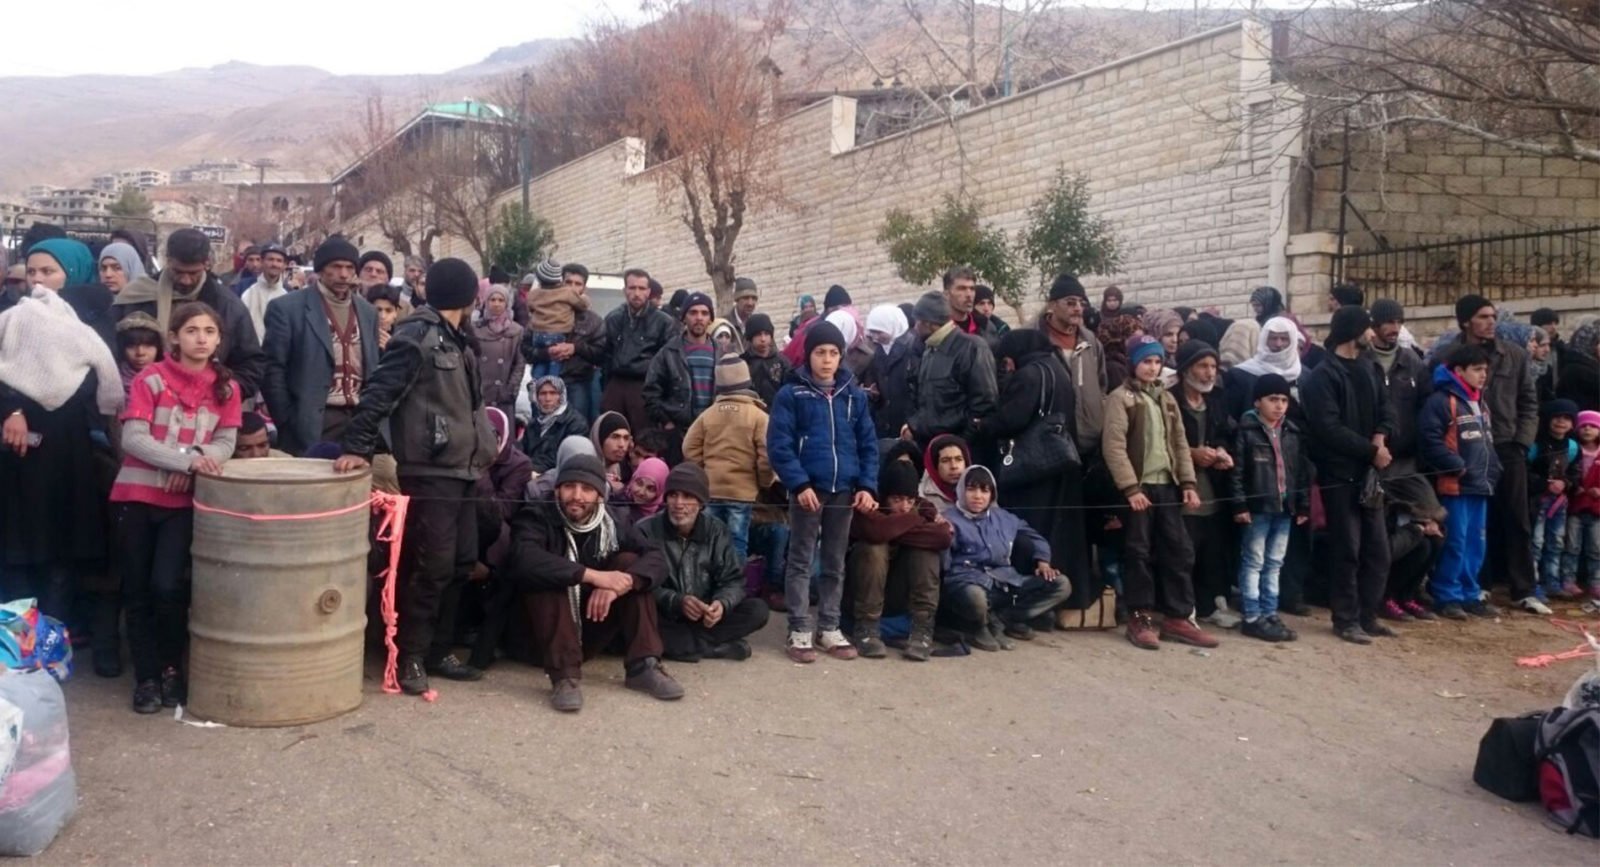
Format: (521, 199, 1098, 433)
(113, 271, 264, 398)
(603, 302, 676, 380)
(638, 511, 747, 619)
(940, 470, 1049, 592)
(1427, 331, 1539, 448)
(682, 391, 774, 503)
(766, 364, 879, 496)
(1419, 364, 1503, 497)
(907, 326, 998, 445)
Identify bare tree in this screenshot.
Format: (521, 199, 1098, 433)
(335, 94, 443, 264)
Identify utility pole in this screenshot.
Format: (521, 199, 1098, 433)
(519, 70, 532, 216)
(250, 158, 277, 212)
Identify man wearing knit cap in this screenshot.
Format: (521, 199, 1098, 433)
(644, 292, 718, 452)
(740, 312, 792, 407)
(943, 265, 1000, 350)
(506, 453, 684, 711)
(846, 456, 955, 660)
(638, 463, 771, 663)
(1170, 338, 1240, 628)
(262, 236, 382, 455)
(1363, 299, 1438, 547)
(972, 283, 1011, 337)
(683, 354, 774, 560)
(905, 290, 997, 449)
(335, 257, 500, 694)
(402, 256, 426, 303)
(730, 276, 759, 336)
(1299, 305, 1397, 643)
(522, 262, 605, 424)
(603, 268, 676, 431)
(1037, 273, 1108, 453)
(357, 251, 393, 292)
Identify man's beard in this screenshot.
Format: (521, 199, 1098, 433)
(671, 514, 697, 534)
(1183, 371, 1216, 394)
(562, 500, 597, 522)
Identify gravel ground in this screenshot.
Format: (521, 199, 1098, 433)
(37, 602, 1600, 865)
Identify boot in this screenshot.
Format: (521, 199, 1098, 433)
(902, 620, 933, 662)
(852, 620, 887, 659)
(398, 655, 430, 695)
(1159, 615, 1219, 648)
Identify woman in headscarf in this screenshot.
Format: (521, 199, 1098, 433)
(24, 238, 95, 291)
(788, 294, 817, 338)
(918, 433, 971, 510)
(1557, 316, 1599, 412)
(1096, 313, 1140, 393)
(1223, 315, 1304, 419)
(862, 304, 915, 442)
(474, 285, 525, 421)
(826, 306, 872, 376)
(1217, 318, 1260, 371)
(520, 376, 588, 474)
(98, 241, 147, 294)
(985, 328, 1092, 611)
(1249, 286, 1287, 325)
(1141, 308, 1184, 367)
(621, 456, 669, 523)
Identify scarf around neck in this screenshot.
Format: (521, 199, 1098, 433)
(532, 376, 570, 434)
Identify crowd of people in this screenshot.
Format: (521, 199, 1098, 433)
(1, 224, 1598, 715)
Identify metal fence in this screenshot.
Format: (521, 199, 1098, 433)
(1337, 225, 1600, 309)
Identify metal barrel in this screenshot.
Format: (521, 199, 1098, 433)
(187, 458, 371, 727)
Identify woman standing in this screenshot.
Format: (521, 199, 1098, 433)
(98, 241, 148, 294)
(475, 285, 526, 421)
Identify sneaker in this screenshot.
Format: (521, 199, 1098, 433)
(852, 623, 887, 659)
(786, 631, 817, 664)
(1362, 620, 1399, 638)
(1160, 616, 1220, 648)
(902, 624, 933, 662)
(624, 658, 685, 701)
(426, 653, 484, 682)
(1516, 596, 1554, 616)
(1266, 615, 1298, 641)
(1379, 600, 1414, 622)
(1002, 621, 1035, 641)
(398, 655, 430, 695)
(1437, 603, 1469, 620)
(1336, 625, 1374, 645)
(550, 678, 583, 713)
(968, 623, 1002, 652)
(132, 679, 161, 715)
(1463, 601, 1501, 618)
(703, 639, 752, 661)
(1402, 601, 1437, 621)
(1125, 612, 1160, 651)
(1241, 618, 1289, 642)
(159, 666, 186, 708)
(816, 629, 859, 660)
(1205, 597, 1242, 629)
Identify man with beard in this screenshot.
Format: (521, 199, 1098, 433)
(505, 453, 684, 712)
(240, 243, 292, 342)
(603, 269, 676, 431)
(402, 256, 426, 306)
(357, 251, 393, 292)
(1036, 274, 1107, 456)
(1171, 339, 1240, 629)
(262, 237, 382, 455)
(729, 277, 759, 338)
(944, 265, 999, 349)
(644, 292, 718, 436)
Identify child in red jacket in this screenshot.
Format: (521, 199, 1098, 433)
(1564, 410, 1600, 602)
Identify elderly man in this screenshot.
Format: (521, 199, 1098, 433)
(638, 464, 770, 662)
(506, 453, 684, 712)
(357, 251, 393, 292)
(262, 237, 381, 455)
(1036, 273, 1107, 455)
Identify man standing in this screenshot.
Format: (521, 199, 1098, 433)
(228, 244, 261, 295)
(644, 292, 718, 436)
(523, 263, 607, 425)
(262, 237, 382, 455)
(505, 453, 684, 712)
(1036, 274, 1107, 456)
(1171, 339, 1239, 628)
(1429, 295, 1546, 614)
(400, 256, 426, 308)
(730, 277, 759, 337)
(904, 291, 998, 448)
(1300, 305, 1396, 644)
(334, 258, 498, 694)
(943, 265, 1000, 349)
(603, 268, 676, 431)
(240, 243, 294, 342)
(1366, 299, 1433, 504)
(638, 463, 770, 662)
(973, 285, 1011, 336)
(357, 251, 393, 293)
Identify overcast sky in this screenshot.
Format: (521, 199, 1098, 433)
(1, 1, 1292, 77)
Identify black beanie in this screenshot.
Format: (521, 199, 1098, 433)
(1049, 273, 1087, 302)
(1252, 372, 1292, 401)
(1326, 305, 1371, 348)
(805, 320, 847, 358)
(665, 463, 710, 504)
(913, 290, 950, 324)
(1369, 299, 1404, 326)
(425, 258, 479, 310)
(1530, 307, 1559, 328)
(314, 237, 360, 273)
(358, 251, 393, 280)
(974, 284, 996, 304)
(681, 291, 714, 319)
(744, 312, 775, 341)
(1174, 339, 1218, 373)
(1455, 294, 1492, 327)
(823, 284, 851, 309)
(556, 454, 608, 494)
(879, 460, 919, 500)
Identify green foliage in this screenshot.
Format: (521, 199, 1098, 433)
(107, 187, 153, 219)
(1020, 167, 1123, 285)
(485, 204, 555, 278)
(876, 195, 1025, 310)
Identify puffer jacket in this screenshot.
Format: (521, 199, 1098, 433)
(604, 303, 676, 380)
(638, 512, 746, 620)
(682, 392, 774, 502)
(941, 502, 1049, 591)
(1419, 364, 1502, 497)
(1369, 345, 1430, 460)
(766, 364, 879, 496)
(1228, 410, 1310, 516)
(1101, 379, 1197, 497)
(1428, 332, 1538, 447)
(475, 320, 526, 411)
(339, 306, 497, 480)
(907, 326, 998, 445)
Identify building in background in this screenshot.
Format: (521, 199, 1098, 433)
(91, 168, 171, 194)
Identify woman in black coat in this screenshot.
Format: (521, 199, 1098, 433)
(985, 328, 1093, 610)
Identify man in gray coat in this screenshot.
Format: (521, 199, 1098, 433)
(262, 237, 381, 455)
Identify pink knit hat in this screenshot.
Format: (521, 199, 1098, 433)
(1577, 410, 1600, 431)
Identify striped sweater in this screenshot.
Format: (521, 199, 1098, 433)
(111, 359, 242, 509)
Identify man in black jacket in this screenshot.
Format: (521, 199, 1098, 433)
(644, 292, 716, 433)
(521, 263, 607, 425)
(638, 464, 769, 662)
(1171, 339, 1239, 627)
(905, 290, 997, 449)
(505, 454, 684, 712)
(334, 258, 499, 695)
(602, 268, 676, 432)
(944, 265, 1001, 351)
(741, 313, 791, 408)
(111, 228, 265, 398)
(1299, 306, 1396, 644)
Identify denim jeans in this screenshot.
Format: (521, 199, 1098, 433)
(527, 331, 566, 379)
(566, 374, 597, 427)
(1532, 496, 1568, 593)
(705, 502, 752, 560)
(751, 522, 789, 589)
(783, 491, 852, 634)
(1236, 511, 1291, 621)
(1563, 512, 1600, 587)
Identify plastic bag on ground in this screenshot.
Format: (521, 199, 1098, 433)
(0, 671, 76, 856)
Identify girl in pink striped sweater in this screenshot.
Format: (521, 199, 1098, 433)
(112, 302, 241, 714)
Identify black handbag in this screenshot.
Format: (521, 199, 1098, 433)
(999, 363, 1080, 489)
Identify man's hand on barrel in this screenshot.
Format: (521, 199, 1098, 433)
(332, 455, 370, 473)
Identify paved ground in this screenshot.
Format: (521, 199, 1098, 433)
(42, 601, 1599, 865)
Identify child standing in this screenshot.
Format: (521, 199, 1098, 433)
(1420, 343, 1503, 619)
(524, 263, 590, 379)
(766, 321, 879, 663)
(1565, 410, 1600, 602)
(682, 355, 775, 560)
(114, 312, 163, 395)
(1529, 399, 1582, 599)
(112, 302, 242, 713)
(1228, 373, 1309, 642)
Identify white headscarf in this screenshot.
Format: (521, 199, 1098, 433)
(825, 309, 858, 348)
(1235, 315, 1303, 381)
(865, 304, 908, 350)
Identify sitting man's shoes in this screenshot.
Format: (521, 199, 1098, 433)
(852, 625, 887, 659)
(968, 623, 1001, 652)
(398, 656, 430, 695)
(159, 666, 186, 708)
(93, 651, 122, 679)
(132, 679, 161, 714)
(550, 678, 583, 712)
(1241, 618, 1290, 642)
(1361, 621, 1399, 638)
(1437, 603, 1469, 620)
(624, 658, 684, 701)
(1516, 596, 1553, 616)
(427, 654, 484, 681)
(1463, 601, 1502, 618)
(1336, 625, 1374, 645)
(902, 626, 933, 661)
(1159, 616, 1219, 648)
(1003, 621, 1035, 641)
(703, 640, 751, 661)
(1125, 612, 1160, 650)
(987, 616, 1016, 650)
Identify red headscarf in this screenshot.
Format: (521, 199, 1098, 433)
(922, 434, 971, 502)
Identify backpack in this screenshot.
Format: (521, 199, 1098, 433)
(1534, 706, 1600, 837)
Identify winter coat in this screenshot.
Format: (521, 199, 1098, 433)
(339, 306, 497, 481)
(1368, 345, 1431, 461)
(907, 328, 998, 445)
(954, 313, 1003, 354)
(1298, 353, 1395, 485)
(520, 407, 588, 474)
(638, 512, 746, 620)
(742, 349, 792, 409)
(261, 287, 381, 455)
(1035, 315, 1108, 452)
(849, 498, 954, 550)
(1571, 446, 1600, 518)
(941, 502, 1049, 591)
(522, 308, 607, 386)
(986, 348, 1078, 469)
(475, 320, 526, 412)
(1171, 383, 1234, 499)
(1528, 433, 1582, 498)
(1428, 333, 1539, 448)
(504, 501, 665, 593)
(862, 333, 917, 440)
(1101, 379, 1197, 498)
(603, 303, 676, 380)
(1229, 410, 1310, 516)
(643, 334, 703, 429)
(1419, 365, 1502, 498)
(112, 272, 265, 398)
(766, 364, 879, 496)
(682, 392, 774, 503)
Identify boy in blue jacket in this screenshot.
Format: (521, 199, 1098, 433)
(1419, 343, 1503, 619)
(766, 322, 879, 663)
